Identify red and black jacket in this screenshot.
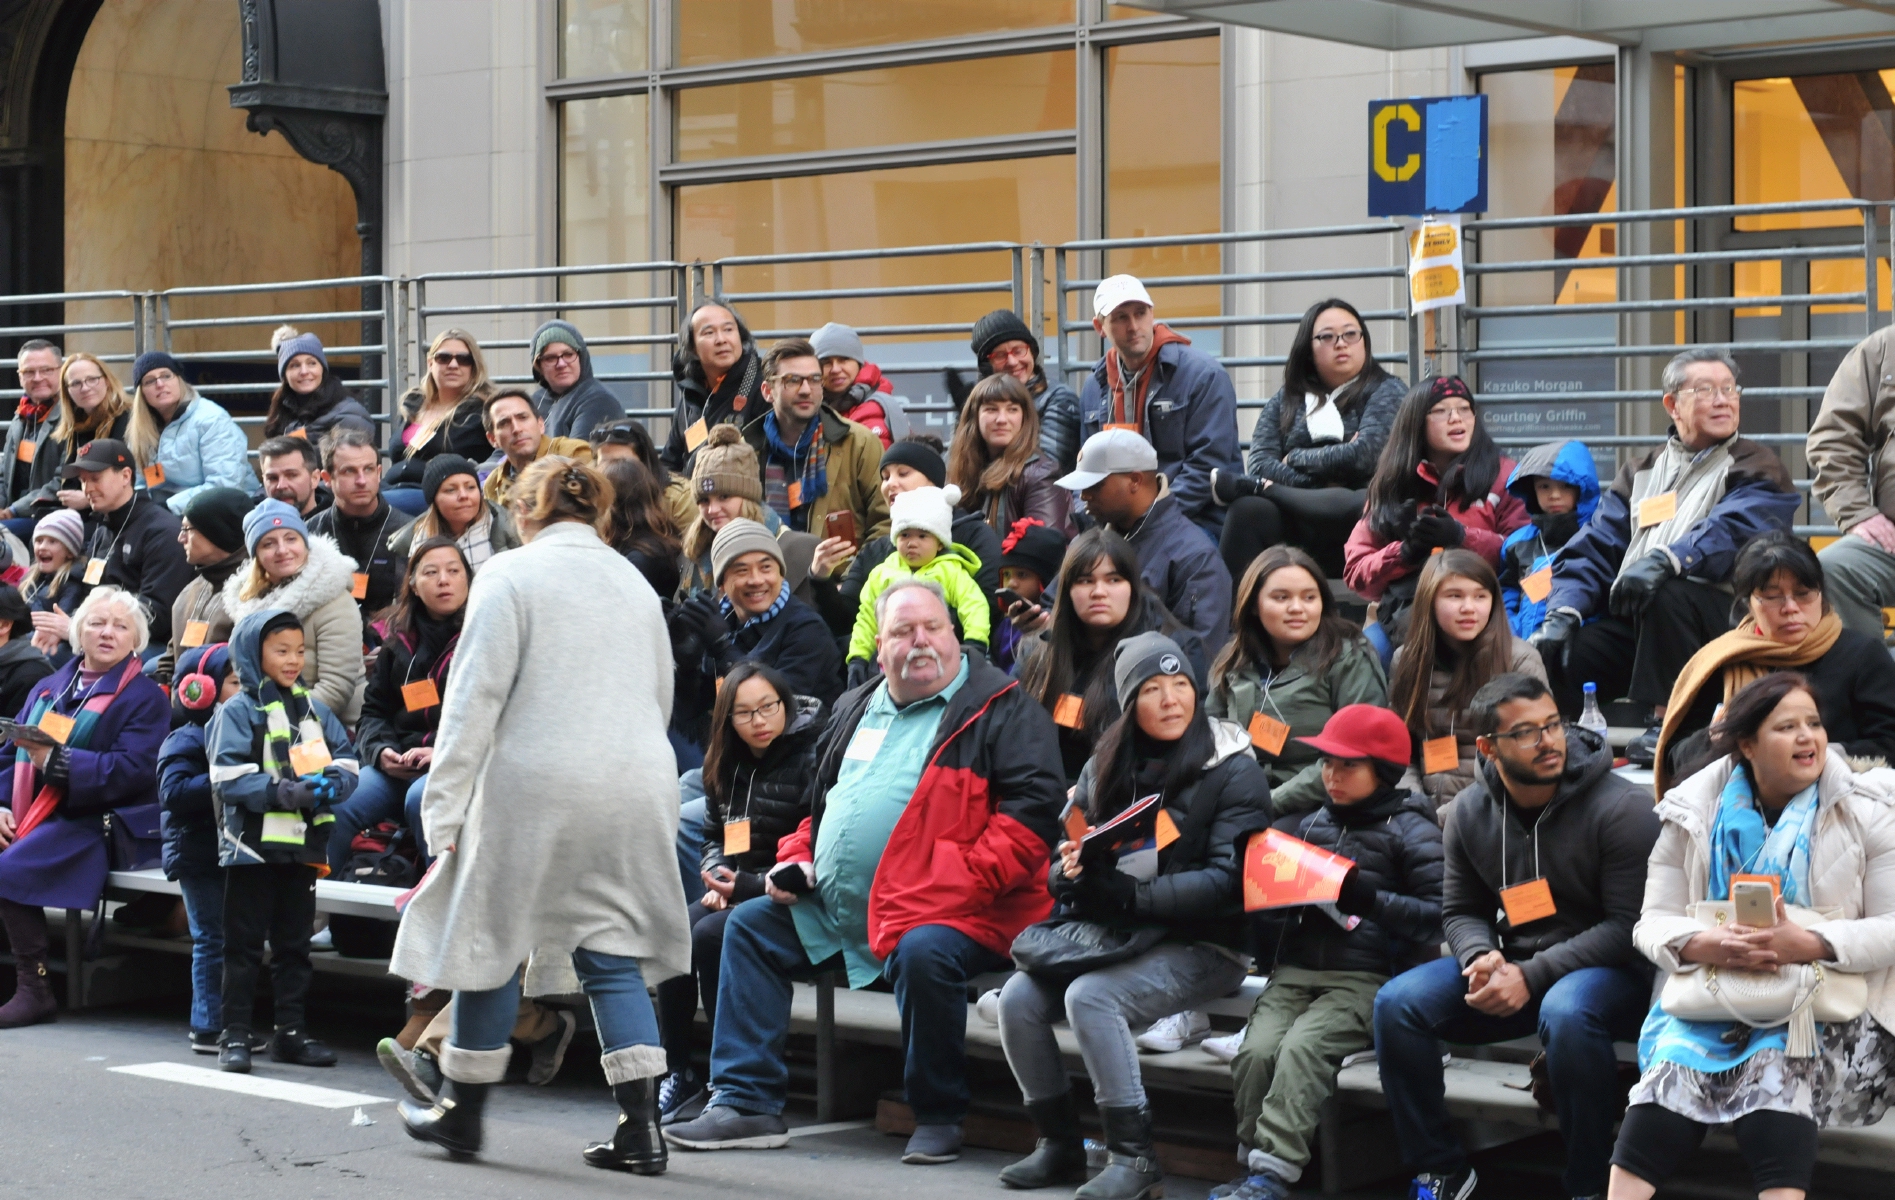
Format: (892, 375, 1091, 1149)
(775, 655, 1065, 961)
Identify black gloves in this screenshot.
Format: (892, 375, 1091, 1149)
(669, 593, 732, 664)
(1400, 505, 1464, 564)
(1334, 867, 1379, 917)
(1531, 608, 1582, 669)
(845, 658, 880, 691)
(1080, 866, 1139, 916)
(273, 779, 318, 811)
(1609, 550, 1674, 619)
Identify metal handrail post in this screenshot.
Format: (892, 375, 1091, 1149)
(1053, 247, 1069, 384)
(1028, 244, 1046, 346)
(1011, 246, 1025, 317)
(382, 277, 402, 436)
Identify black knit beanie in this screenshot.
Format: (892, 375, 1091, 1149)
(999, 521, 1068, 587)
(423, 454, 480, 506)
(182, 486, 255, 556)
(970, 309, 1038, 374)
(879, 440, 946, 488)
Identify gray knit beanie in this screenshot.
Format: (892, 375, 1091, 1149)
(710, 517, 784, 584)
(1112, 631, 1194, 713)
(810, 322, 867, 364)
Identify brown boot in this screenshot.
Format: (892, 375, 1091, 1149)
(0, 899, 58, 1028)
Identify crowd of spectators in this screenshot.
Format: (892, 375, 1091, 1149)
(0, 285, 1890, 1200)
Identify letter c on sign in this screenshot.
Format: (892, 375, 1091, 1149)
(1373, 103, 1422, 183)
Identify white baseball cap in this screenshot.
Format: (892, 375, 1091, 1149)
(1093, 274, 1154, 319)
(1056, 428, 1160, 491)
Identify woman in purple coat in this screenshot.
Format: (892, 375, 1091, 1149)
(0, 585, 168, 1026)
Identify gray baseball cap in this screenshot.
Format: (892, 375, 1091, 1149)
(1055, 428, 1159, 491)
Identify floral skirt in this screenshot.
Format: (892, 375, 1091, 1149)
(1628, 1014, 1895, 1127)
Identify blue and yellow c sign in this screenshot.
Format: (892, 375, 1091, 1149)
(1372, 103, 1421, 182)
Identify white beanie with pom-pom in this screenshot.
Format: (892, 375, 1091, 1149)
(889, 484, 959, 551)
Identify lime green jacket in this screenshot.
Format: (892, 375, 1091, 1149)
(849, 542, 992, 662)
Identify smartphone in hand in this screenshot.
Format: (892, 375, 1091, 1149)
(823, 510, 858, 548)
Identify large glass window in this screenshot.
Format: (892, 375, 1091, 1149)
(676, 0, 1073, 67)
(1733, 72, 1895, 231)
(559, 94, 658, 406)
(562, 0, 648, 77)
(1105, 36, 1219, 319)
(676, 52, 1075, 161)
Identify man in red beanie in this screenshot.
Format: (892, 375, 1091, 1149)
(1223, 704, 1443, 1200)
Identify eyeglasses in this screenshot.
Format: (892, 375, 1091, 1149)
(18, 368, 55, 379)
(538, 351, 579, 369)
(773, 373, 821, 392)
(986, 344, 1035, 367)
(1490, 718, 1566, 747)
(67, 374, 106, 392)
(1312, 329, 1364, 348)
(1675, 383, 1742, 402)
(141, 370, 177, 388)
(1752, 587, 1819, 609)
(433, 352, 475, 368)
(1427, 403, 1474, 422)
(732, 697, 784, 724)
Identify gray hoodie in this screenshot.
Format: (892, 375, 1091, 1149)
(529, 319, 627, 440)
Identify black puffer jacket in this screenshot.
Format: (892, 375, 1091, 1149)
(1055, 719, 1274, 952)
(385, 390, 492, 487)
(1252, 785, 1443, 976)
(354, 614, 460, 770)
(1245, 371, 1406, 489)
(700, 696, 825, 901)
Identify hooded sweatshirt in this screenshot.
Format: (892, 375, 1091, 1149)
(528, 319, 627, 441)
(1498, 440, 1602, 638)
(207, 609, 359, 868)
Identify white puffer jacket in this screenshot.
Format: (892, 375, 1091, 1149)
(1638, 750, 1895, 1034)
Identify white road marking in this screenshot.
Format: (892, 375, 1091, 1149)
(783, 1119, 874, 1139)
(109, 1061, 392, 1109)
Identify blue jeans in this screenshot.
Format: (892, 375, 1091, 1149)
(178, 871, 225, 1036)
(675, 772, 710, 901)
(325, 766, 429, 872)
(453, 948, 660, 1055)
(709, 897, 1008, 1123)
(1373, 956, 1648, 1197)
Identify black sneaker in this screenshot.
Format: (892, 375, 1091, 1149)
(1410, 1167, 1477, 1200)
(1625, 722, 1662, 767)
(662, 1105, 790, 1150)
(525, 1009, 577, 1086)
(218, 1036, 252, 1074)
(189, 1030, 219, 1055)
(1211, 467, 1263, 506)
(269, 1026, 338, 1067)
(657, 1067, 706, 1122)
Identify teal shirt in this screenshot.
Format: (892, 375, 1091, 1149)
(792, 654, 972, 986)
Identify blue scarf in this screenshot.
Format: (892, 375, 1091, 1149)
(721, 580, 790, 632)
(1638, 766, 1822, 1073)
(762, 411, 830, 508)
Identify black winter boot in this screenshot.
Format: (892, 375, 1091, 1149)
(584, 1077, 667, 1174)
(1075, 1105, 1164, 1200)
(400, 1079, 490, 1158)
(0, 899, 57, 1028)
(999, 1093, 1091, 1189)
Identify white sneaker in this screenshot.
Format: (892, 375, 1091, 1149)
(975, 988, 1001, 1025)
(1135, 1009, 1210, 1053)
(1201, 1031, 1242, 1063)
(309, 927, 334, 951)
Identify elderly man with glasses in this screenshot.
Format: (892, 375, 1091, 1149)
(1528, 348, 1799, 764)
(737, 337, 890, 543)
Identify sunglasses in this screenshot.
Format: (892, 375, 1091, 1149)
(433, 352, 475, 368)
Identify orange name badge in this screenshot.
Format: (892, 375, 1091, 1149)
(401, 678, 441, 712)
(350, 572, 370, 600)
(1421, 735, 1460, 775)
(1499, 877, 1559, 927)
(36, 709, 74, 744)
(16, 438, 35, 463)
(1521, 565, 1553, 603)
(287, 739, 332, 776)
(289, 425, 308, 441)
(1102, 422, 1140, 433)
(1247, 711, 1290, 756)
(1637, 491, 1677, 529)
(82, 557, 106, 586)
(1063, 805, 1091, 844)
(1155, 808, 1180, 850)
(723, 818, 752, 856)
(787, 480, 804, 509)
(1053, 693, 1085, 729)
(181, 620, 210, 648)
(1731, 872, 1782, 902)
(684, 418, 709, 452)
(142, 462, 165, 487)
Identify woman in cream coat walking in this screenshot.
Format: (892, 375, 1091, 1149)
(393, 457, 690, 1175)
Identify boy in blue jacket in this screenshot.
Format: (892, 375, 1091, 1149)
(158, 642, 240, 1054)
(209, 608, 359, 1073)
(1498, 440, 1599, 639)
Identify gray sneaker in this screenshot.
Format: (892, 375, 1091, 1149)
(901, 1122, 963, 1165)
(525, 1009, 577, 1086)
(376, 1038, 443, 1103)
(662, 1104, 790, 1150)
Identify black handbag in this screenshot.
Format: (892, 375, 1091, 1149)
(106, 802, 165, 871)
(1009, 916, 1168, 980)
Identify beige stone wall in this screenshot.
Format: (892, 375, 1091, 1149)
(64, 0, 360, 371)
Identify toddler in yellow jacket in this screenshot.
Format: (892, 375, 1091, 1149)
(849, 484, 992, 663)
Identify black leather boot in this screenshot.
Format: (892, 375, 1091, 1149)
(999, 1093, 1090, 1189)
(583, 1077, 667, 1174)
(400, 1079, 490, 1158)
(1075, 1105, 1164, 1200)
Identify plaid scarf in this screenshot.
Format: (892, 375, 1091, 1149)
(721, 580, 790, 631)
(762, 411, 830, 513)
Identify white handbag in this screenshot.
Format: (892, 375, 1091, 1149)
(1657, 901, 1867, 1057)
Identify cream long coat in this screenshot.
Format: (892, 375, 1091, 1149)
(389, 520, 690, 993)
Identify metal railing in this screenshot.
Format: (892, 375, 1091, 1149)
(0, 200, 1881, 530)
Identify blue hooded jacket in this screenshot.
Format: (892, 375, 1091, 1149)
(208, 609, 358, 868)
(1499, 440, 1601, 638)
(158, 642, 232, 878)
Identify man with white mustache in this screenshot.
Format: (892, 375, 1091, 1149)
(666, 578, 1066, 1168)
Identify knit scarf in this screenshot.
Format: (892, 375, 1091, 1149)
(1654, 611, 1843, 795)
(703, 351, 761, 422)
(1105, 324, 1192, 429)
(15, 396, 51, 423)
(721, 579, 790, 631)
(5, 656, 141, 847)
(258, 679, 326, 780)
(762, 411, 830, 509)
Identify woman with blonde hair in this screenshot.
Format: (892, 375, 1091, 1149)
(384, 328, 496, 514)
(124, 351, 259, 513)
(18, 353, 131, 520)
(677, 424, 816, 601)
(221, 498, 366, 724)
(947, 372, 1071, 536)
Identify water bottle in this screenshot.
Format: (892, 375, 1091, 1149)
(1577, 682, 1609, 738)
